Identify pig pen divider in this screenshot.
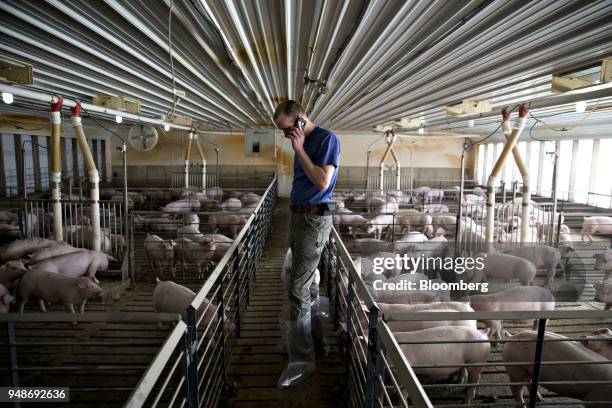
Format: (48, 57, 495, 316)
(379, 309, 612, 407)
(124, 174, 277, 408)
(320, 227, 434, 408)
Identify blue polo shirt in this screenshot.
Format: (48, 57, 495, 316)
(291, 126, 340, 206)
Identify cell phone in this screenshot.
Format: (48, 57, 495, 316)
(284, 116, 307, 137)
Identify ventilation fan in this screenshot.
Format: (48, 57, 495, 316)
(128, 125, 159, 151)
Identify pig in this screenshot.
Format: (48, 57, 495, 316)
(503, 330, 612, 407)
(397, 232, 428, 243)
(473, 186, 486, 197)
(464, 253, 536, 286)
(581, 216, 612, 241)
(173, 237, 216, 279)
(205, 186, 223, 200)
(462, 194, 485, 205)
(144, 234, 176, 276)
(241, 193, 261, 205)
(395, 327, 491, 405)
(424, 189, 444, 204)
(228, 191, 243, 199)
(0, 238, 67, 263)
(0, 283, 15, 313)
(366, 196, 386, 212)
(18, 269, 103, 315)
(133, 215, 180, 232)
(423, 203, 449, 213)
(29, 250, 114, 282)
(594, 279, 612, 309)
(506, 245, 561, 286)
(379, 201, 399, 214)
(220, 198, 242, 211)
(469, 286, 555, 339)
(0, 260, 29, 288)
(398, 213, 433, 235)
(65, 226, 112, 253)
(182, 213, 200, 227)
(176, 225, 204, 240)
(593, 249, 612, 279)
(345, 238, 392, 255)
(27, 245, 84, 265)
(333, 214, 369, 237)
(414, 186, 431, 202)
(385, 308, 477, 332)
(581, 328, 612, 359)
(162, 198, 201, 214)
(431, 215, 456, 237)
(366, 214, 397, 239)
(153, 278, 233, 335)
(202, 233, 233, 243)
(111, 194, 134, 209)
(208, 213, 247, 237)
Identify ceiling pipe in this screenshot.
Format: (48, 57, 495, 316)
(70, 101, 102, 252)
(50, 96, 63, 241)
(184, 128, 194, 190)
(485, 105, 528, 245)
(501, 108, 531, 242)
(0, 83, 192, 131)
(193, 132, 207, 190)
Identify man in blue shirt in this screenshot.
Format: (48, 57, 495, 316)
(274, 100, 340, 387)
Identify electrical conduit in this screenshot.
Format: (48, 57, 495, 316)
(193, 130, 207, 190)
(184, 129, 194, 189)
(50, 96, 63, 241)
(70, 102, 101, 251)
(485, 104, 528, 243)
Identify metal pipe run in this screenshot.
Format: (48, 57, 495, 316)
(378, 130, 400, 194)
(70, 102, 101, 252)
(194, 133, 207, 191)
(184, 129, 194, 190)
(50, 96, 63, 241)
(485, 105, 527, 243)
(502, 108, 531, 242)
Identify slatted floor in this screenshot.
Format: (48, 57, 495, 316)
(225, 200, 345, 408)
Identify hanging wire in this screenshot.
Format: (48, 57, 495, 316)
(80, 105, 125, 143)
(166, 0, 180, 118)
(0, 114, 47, 131)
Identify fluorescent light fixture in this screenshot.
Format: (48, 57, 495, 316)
(575, 101, 586, 113)
(115, 115, 123, 124)
(418, 127, 424, 134)
(2, 92, 13, 104)
(164, 124, 170, 131)
(468, 119, 475, 127)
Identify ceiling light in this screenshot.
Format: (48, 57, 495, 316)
(467, 119, 475, 127)
(418, 127, 424, 135)
(2, 92, 13, 104)
(164, 124, 170, 131)
(575, 101, 586, 113)
(115, 115, 123, 124)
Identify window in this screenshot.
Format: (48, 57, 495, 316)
(37, 136, 50, 190)
(477, 145, 484, 185)
(594, 139, 612, 208)
(2, 134, 17, 196)
(529, 141, 540, 186)
(540, 141, 555, 197)
(557, 140, 573, 201)
(574, 139, 593, 204)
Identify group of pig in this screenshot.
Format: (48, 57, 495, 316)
(342, 275, 612, 405)
(0, 238, 111, 316)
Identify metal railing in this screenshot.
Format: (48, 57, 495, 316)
(587, 192, 612, 210)
(124, 174, 277, 408)
(320, 227, 434, 408)
(171, 172, 219, 190)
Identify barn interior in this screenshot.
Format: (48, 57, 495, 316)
(0, 1, 612, 407)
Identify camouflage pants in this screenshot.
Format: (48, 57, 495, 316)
(288, 212, 333, 321)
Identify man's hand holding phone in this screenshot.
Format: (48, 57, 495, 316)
(285, 117, 307, 153)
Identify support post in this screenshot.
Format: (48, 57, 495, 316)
(50, 96, 63, 241)
(193, 131, 206, 191)
(121, 142, 132, 284)
(70, 102, 101, 252)
(549, 142, 560, 245)
(529, 319, 548, 408)
(186, 306, 199, 407)
(184, 129, 194, 190)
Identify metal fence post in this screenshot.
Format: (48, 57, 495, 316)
(7, 321, 21, 408)
(233, 253, 241, 337)
(365, 307, 380, 408)
(345, 273, 355, 392)
(186, 306, 199, 407)
(217, 279, 226, 381)
(334, 245, 341, 331)
(529, 318, 548, 408)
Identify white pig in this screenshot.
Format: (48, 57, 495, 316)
(581, 328, 612, 359)
(0, 283, 14, 313)
(395, 326, 491, 405)
(506, 245, 561, 285)
(29, 250, 114, 282)
(144, 234, 177, 276)
(594, 279, 612, 309)
(464, 253, 536, 286)
(27, 245, 84, 265)
(162, 198, 201, 214)
(469, 286, 555, 339)
(581, 216, 612, 241)
(18, 269, 103, 314)
(173, 237, 216, 279)
(430, 215, 456, 237)
(220, 198, 242, 211)
(593, 249, 612, 279)
(503, 330, 612, 407)
(333, 214, 368, 237)
(0, 260, 29, 288)
(398, 213, 433, 235)
(366, 214, 397, 239)
(0, 238, 67, 263)
(208, 213, 247, 237)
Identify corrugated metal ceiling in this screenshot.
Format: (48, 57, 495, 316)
(1, 0, 612, 136)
